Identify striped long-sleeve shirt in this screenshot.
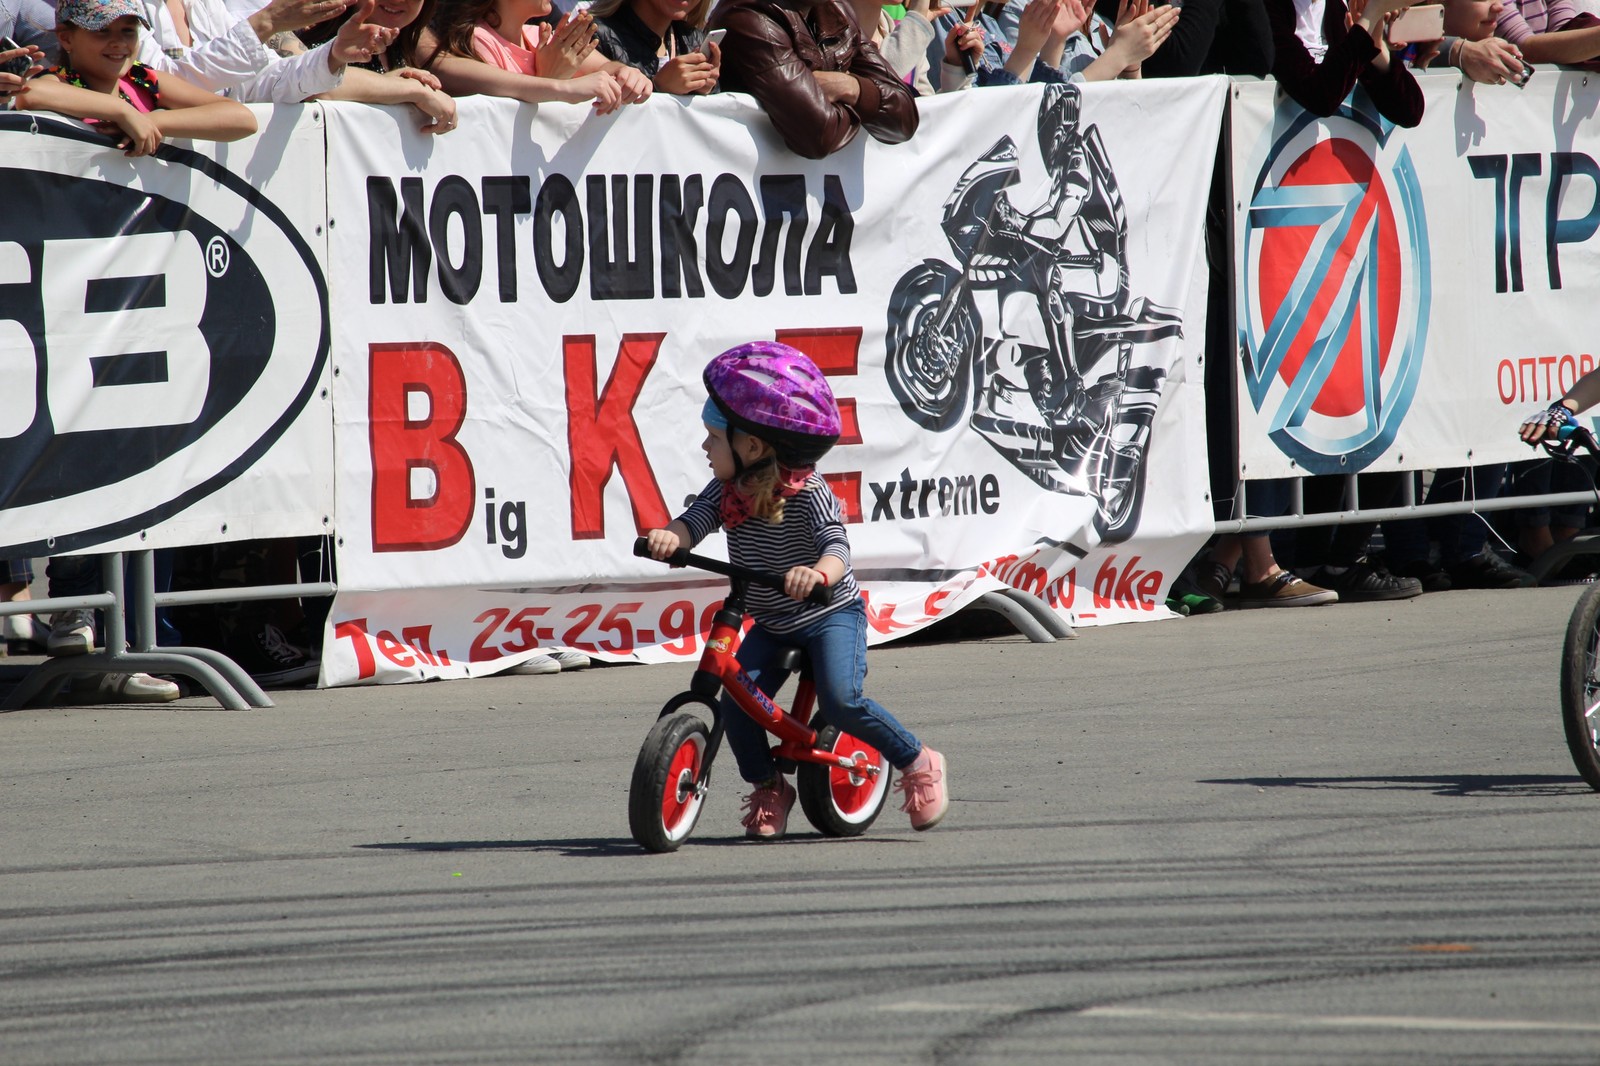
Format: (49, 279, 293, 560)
(1497, 0, 1578, 44)
(678, 475, 860, 634)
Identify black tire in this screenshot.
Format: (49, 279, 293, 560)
(885, 261, 981, 432)
(1560, 584, 1600, 791)
(628, 713, 710, 852)
(796, 724, 892, 837)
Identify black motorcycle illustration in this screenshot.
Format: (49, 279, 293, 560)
(883, 85, 1181, 543)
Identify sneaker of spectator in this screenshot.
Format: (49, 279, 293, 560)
(64, 671, 181, 703)
(1305, 556, 1423, 602)
(1237, 570, 1338, 607)
(1390, 558, 1453, 592)
(508, 651, 562, 674)
(0, 558, 45, 656)
(48, 608, 96, 657)
(234, 621, 319, 686)
(1447, 547, 1533, 589)
(544, 647, 592, 670)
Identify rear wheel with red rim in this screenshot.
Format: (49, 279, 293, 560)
(796, 724, 891, 836)
(628, 713, 709, 853)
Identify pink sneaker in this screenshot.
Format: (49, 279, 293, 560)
(896, 747, 949, 831)
(740, 777, 796, 840)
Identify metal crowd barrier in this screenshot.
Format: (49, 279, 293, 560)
(0, 551, 335, 711)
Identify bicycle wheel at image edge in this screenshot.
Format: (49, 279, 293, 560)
(628, 713, 710, 852)
(796, 724, 892, 836)
(1560, 583, 1600, 792)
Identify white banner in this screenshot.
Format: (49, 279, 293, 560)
(1232, 72, 1600, 480)
(0, 107, 334, 556)
(320, 81, 1227, 684)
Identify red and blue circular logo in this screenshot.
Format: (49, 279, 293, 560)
(1239, 99, 1430, 473)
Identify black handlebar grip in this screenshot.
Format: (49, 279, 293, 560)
(807, 583, 834, 607)
(633, 536, 692, 567)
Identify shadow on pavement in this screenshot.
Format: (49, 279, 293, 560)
(1201, 774, 1592, 798)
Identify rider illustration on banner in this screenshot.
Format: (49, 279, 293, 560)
(883, 84, 1182, 543)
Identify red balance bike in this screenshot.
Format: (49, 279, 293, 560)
(627, 537, 893, 852)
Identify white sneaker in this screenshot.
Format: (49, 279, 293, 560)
(543, 647, 591, 671)
(48, 609, 95, 657)
(66, 672, 180, 704)
(508, 652, 561, 675)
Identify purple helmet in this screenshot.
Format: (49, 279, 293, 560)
(703, 342, 841, 466)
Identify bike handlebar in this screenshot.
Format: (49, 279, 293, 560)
(1548, 422, 1600, 458)
(633, 537, 834, 607)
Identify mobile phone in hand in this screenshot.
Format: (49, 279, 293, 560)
(1386, 2, 1444, 45)
(0, 36, 35, 78)
(1513, 60, 1534, 87)
(704, 27, 727, 47)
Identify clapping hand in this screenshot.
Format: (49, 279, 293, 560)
(535, 11, 598, 80)
(330, 0, 398, 69)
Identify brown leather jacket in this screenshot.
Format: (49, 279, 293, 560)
(708, 0, 919, 159)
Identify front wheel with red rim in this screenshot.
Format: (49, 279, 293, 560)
(796, 724, 892, 837)
(628, 713, 710, 853)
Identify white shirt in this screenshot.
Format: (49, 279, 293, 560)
(135, 0, 344, 102)
(1293, 0, 1329, 62)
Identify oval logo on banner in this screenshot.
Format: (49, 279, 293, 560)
(1238, 100, 1430, 474)
(0, 116, 329, 556)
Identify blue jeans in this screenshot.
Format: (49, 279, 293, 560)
(720, 597, 923, 784)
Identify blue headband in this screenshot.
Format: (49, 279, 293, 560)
(701, 397, 728, 431)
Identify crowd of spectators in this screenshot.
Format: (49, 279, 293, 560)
(2, 0, 1595, 696)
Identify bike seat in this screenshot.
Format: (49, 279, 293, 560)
(773, 646, 807, 673)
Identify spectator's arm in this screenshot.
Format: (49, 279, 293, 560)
(144, 72, 259, 140)
(233, 40, 346, 102)
(315, 66, 458, 131)
(1264, 0, 1373, 115)
(1141, 0, 1220, 75)
(714, 6, 869, 158)
(136, 14, 273, 94)
(1510, 24, 1600, 63)
(878, 9, 936, 81)
(845, 36, 919, 143)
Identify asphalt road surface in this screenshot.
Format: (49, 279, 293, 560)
(4, 585, 1600, 1065)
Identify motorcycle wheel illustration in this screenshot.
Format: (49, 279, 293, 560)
(885, 261, 982, 432)
(1085, 387, 1155, 543)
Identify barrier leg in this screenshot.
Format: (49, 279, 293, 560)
(126, 550, 273, 709)
(972, 591, 1058, 644)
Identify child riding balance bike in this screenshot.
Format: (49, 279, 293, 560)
(629, 342, 950, 851)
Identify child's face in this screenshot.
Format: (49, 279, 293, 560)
(58, 15, 140, 88)
(701, 424, 767, 481)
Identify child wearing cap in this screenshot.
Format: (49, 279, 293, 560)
(16, 0, 256, 154)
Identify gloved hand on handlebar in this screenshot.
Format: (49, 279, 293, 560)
(1520, 400, 1578, 445)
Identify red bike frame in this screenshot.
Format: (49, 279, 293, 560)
(695, 601, 884, 779)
